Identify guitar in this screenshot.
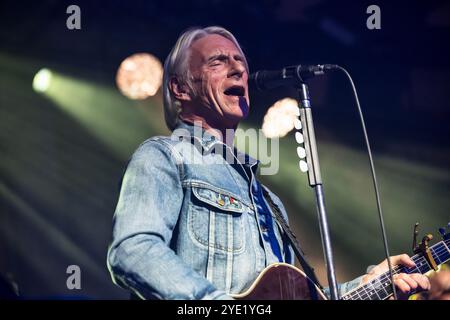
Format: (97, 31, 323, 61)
(232, 224, 450, 300)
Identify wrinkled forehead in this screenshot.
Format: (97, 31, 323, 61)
(188, 34, 247, 67)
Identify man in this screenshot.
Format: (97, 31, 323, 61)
(107, 26, 430, 300)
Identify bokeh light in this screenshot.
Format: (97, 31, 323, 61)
(262, 97, 300, 138)
(116, 53, 163, 100)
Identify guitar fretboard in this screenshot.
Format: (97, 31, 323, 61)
(341, 238, 450, 300)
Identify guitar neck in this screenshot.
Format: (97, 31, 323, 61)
(341, 238, 450, 300)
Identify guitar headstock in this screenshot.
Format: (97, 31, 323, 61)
(438, 222, 450, 241)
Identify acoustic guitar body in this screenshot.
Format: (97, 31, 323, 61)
(231, 263, 327, 300)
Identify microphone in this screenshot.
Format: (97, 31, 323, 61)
(249, 64, 338, 91)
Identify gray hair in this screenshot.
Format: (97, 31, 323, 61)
(162, 26, 249, 131)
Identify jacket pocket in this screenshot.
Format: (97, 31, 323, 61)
(188, 183, 245, 254)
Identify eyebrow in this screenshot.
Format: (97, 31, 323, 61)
(206, 53, 243, 63)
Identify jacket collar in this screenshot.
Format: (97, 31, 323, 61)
(172, 120, 259, 172)
(173, 120, 218, 151)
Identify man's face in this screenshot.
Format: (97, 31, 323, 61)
(187, 34, 250, 127)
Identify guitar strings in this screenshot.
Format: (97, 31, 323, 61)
(344, 240, 449, 300)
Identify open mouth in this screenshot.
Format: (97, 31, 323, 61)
(223, 85, 245, 97)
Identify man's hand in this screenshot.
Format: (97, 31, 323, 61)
(361, 254, 431, 300)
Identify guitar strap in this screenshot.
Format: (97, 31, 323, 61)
(262, 187, 324, 290)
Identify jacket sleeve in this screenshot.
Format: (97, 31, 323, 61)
(107, 139, 232, 300)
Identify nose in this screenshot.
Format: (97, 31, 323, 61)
(228, 59, 246, 79)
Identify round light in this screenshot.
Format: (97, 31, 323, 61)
(294, 118, 302, 130)
(299, 160, 308, 172)
(116, 53, 163, 100)
(297, 146, 306, 159)
(295, 132, 304, 144)
(33, 68, 52, 93)
(262, 98, 300, 138)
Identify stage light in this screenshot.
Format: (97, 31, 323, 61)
(116, 53, 163, 100)
(262, 98, 300, 138)
(32, 68, 52, 93)
(40, 70, 165, 160)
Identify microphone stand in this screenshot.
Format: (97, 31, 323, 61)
(296, 82, 340, 300)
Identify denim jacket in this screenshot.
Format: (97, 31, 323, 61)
(107, 121, 362, 300)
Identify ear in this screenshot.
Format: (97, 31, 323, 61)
(169, 77, 191, 102)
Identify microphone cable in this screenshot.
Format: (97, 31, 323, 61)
(333, 65, 398, 300)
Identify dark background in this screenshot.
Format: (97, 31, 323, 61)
(0, 0, 449, 299)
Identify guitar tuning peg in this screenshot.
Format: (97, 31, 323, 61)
(440, 223, 450, 241)
(412, 222, 420, 254)
(439, 227, 446, 238)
